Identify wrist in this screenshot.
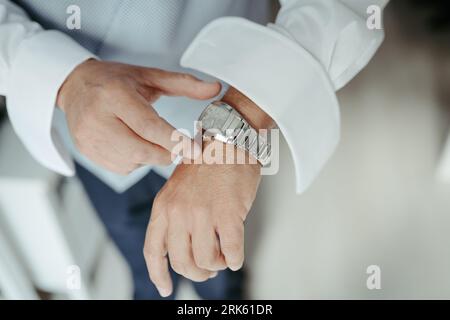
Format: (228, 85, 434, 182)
(196, 89, 274, 169)
(221, 87, 275, 131)
(200, 138, 261, 174)
(56, 58, 97, 112)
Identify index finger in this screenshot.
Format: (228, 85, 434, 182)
(140, 68, 221, 100)
(113, 92, 201, 160)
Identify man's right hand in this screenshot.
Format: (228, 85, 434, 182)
(56, 59, 221, 174)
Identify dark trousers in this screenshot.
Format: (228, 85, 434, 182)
(76, 164, 243, 299)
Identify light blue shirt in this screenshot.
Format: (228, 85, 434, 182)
(16, 0, 272, 192)
(1, 0, 387, 193)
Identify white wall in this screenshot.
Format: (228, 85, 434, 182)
(246, 2, 450, 299)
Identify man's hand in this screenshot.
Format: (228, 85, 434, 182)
(143, 87, 275, 297)
(144, 148, 261, 296)
(57, 59, 221, 174)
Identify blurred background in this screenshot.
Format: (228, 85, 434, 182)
(2, 0, 450, 299)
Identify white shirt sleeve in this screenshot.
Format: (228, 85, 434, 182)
(181, 0, 389, 194)
(0, 0, 95, 176)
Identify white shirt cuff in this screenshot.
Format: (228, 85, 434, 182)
(181, 17, 340, 194)
(7, 31, 96, 176)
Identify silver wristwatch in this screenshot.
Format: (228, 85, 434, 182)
(198, 101, 271, 167)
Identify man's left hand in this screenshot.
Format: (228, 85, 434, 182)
(143, 146, 261, 297)
(144, 87, 274, 297)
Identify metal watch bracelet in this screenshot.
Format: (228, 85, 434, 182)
(198, 101, 271, 167)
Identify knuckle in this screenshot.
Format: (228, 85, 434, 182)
(180, 73, 195, 81)
(125, 164, 136, 173)
(134, 116, 150, 131)
(221, 241, 242, 255)
(151, 193, 167, 215)
(191, 205, 209, 216)
(138, 67, 159, 81)
(167, 204, 183, 218)
(154, 151, 171, 165)
(118, 164, 132, 174)
(131, 163, 141, 172)
(152, 193, 165, 209)
(136, 67, 150, 79)
(142, 245, 151, 259)
(196, 255, 216, 270)
(110, 164, 132, 176)
(143, 243, 158, 260)
(132, 148, 150, 163)
(137, 116, 159, 139)
(190, 272, 210, 283)
(235, 204, 250, 221)
(147, 268, 165, 285)
(151, 116, 165, 132)
(104, 77, 125, 91)
(149, 272, 162, 285)
(115, 169, 129, 176)
(170, 259, 186, 275)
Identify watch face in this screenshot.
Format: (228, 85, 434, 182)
(200, 103, 236, 143)
(200, 103, 230, 130)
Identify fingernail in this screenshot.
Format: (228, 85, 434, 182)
(230, 264, 243, 272)
(158, 287, 171, 297)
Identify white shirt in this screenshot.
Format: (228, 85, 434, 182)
(0, 0, 388, 193)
